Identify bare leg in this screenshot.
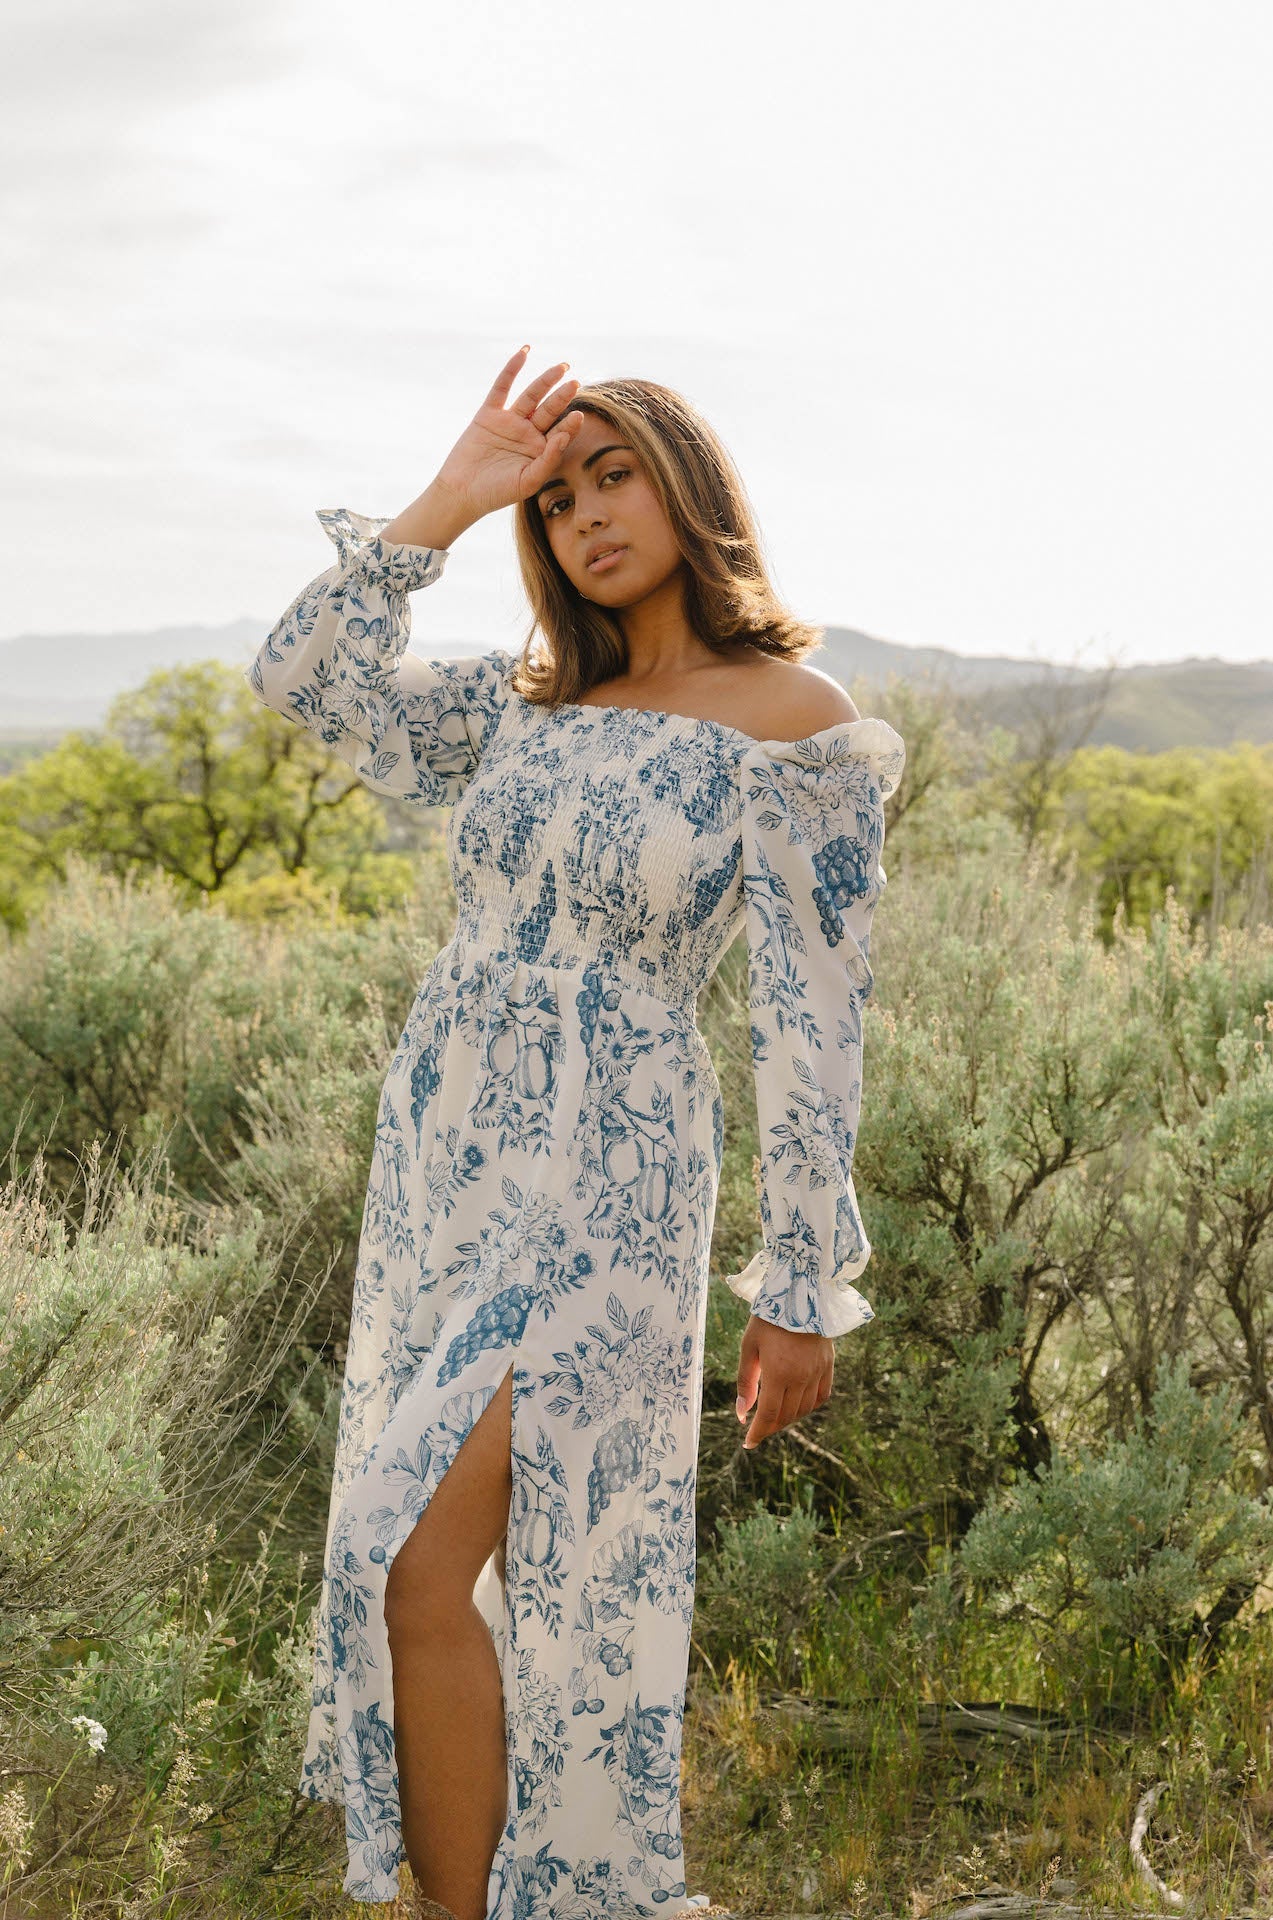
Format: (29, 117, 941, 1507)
(384, 1365, 514, 1920)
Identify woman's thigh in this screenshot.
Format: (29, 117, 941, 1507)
(384, 1364, 514, 1625)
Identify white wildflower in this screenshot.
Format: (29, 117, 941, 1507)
(71, 1714, 108, 1754)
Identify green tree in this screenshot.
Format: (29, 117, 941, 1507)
(1050, 742, 1273, 935)
(0, 662, 419, 927)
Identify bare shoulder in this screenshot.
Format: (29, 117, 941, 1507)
(740, 654, 861, 741)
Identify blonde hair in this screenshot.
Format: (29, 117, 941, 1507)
(510, 378, 824, 707)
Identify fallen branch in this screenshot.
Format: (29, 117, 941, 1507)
(1128, 1781, 1183, 1908)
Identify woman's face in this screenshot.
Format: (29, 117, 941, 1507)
(534, 411, 684, 609)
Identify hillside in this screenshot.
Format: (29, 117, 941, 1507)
(2, 617, 1271, 753)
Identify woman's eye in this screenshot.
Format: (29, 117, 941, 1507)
(542, 469, 628, 519)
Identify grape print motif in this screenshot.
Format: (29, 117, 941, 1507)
(245, 507, 905, 1911)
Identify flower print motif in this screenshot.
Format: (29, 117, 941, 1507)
(348, 1254, 387, 1336)
(766, 1054, 857, 1193)
(365, 1384, 499, 1555)
(511, 1649, 571, 1838)
(503, 1840, 573, 1913)
(584, 1695, 678, 1827)
(438, 1177, 593, 1322)
(547, 1858, 625, 1919)
(433, 1128, 489, 1219)
(586, 1520, 647, 1621)
(324, 1508, 379, 1693)
(338, 1699, 396, 1810)
(593, 1005, 658, 1078)
(643, 1469, 697, 1622)
(543, 1294, 693, 1459)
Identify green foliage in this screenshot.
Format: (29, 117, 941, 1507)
(0, 660, 429, 930)
(777, 839, 1273, 1558)
(0, 1147, 338, 1909)
(0, 1144, 312, 1654)
(955, 1355, 1273, 1700)
(1050, 741, 1273, 936)
(696, 1492, 831, 1687)
(0, 857, 434, 1212)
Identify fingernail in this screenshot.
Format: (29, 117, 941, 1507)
(736, 1395, 747, 1418)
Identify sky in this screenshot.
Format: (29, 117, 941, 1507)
(2, 0, 1270, 670)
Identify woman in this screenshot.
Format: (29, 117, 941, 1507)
(247, 347, 905, 1919)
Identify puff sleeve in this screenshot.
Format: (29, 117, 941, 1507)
(245, 507, 516, 806)
(723, 716, 906, 1339)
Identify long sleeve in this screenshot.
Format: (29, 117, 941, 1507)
(245, 506, 517, 807)
(722, 716, 906, 1339)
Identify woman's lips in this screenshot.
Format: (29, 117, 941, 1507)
(586, 546, 627, 573)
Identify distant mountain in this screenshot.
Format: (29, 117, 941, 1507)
(0, 619, 270, 732)
(2, 617, 1271, 753)
(818, 630, 1273, 751)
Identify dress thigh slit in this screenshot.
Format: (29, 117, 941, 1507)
(327, 1343, 530, 1903)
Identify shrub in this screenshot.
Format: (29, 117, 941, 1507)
(954, 1353, 1273, 1705)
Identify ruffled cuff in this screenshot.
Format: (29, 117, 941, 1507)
(316, 506, 450, 597)
(723, 1244, 876, 1340)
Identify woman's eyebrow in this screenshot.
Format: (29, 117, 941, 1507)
(535, 444, 633, 500)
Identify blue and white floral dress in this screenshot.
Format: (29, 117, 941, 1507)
(246, 508, 905, 1914)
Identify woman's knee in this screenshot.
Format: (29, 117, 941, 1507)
(382, 1371, 515, 1635)
(384, 1559, 470, 1641)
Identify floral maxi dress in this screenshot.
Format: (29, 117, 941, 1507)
(246, 509, 906, 1914)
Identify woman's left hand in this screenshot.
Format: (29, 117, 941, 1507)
(736, 1316, 834, 1449)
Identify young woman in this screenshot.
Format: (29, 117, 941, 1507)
(247, 347, 906, 1920)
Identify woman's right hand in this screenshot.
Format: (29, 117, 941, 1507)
(432, 346, 585, 522)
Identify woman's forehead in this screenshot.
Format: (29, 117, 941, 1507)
(568, 411, 622, 452)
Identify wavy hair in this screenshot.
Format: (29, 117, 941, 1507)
(510, 378, 824, 707)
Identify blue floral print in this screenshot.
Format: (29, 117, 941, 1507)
(246, 506, 905, 1912)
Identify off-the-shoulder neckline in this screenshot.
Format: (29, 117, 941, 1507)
(508, 678, 900, 756)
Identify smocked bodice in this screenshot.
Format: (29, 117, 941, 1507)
(448, 692, 750, 1018)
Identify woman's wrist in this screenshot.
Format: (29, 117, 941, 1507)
(379, 477, 482, 552)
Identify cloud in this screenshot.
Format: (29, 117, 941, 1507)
(2, 0, 293, 136)
(352, 138, 566, 184)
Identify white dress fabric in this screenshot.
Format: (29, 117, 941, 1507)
(246, 508, 906, 1914)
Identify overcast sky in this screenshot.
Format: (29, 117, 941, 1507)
(2, 0, 1270, 669)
